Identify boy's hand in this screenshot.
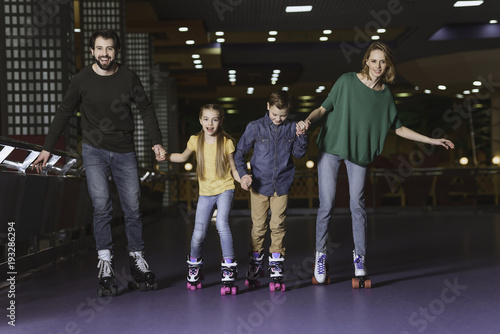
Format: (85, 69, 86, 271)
(296, 120, 310, 136)
(152, 145, 167, 161)
(241, 174, 252, 191)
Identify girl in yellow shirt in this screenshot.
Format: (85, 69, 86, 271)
(166, 104, 242, 295)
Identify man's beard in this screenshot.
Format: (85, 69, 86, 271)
(95, 56, 116, 71)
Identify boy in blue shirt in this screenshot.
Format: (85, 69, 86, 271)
(235, 90, 308, 291)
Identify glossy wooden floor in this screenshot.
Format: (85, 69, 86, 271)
(2, 207, 500, 334)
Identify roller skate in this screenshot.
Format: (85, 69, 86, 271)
(186, 256, 203, 291)
(268, 253, 286, 292)
(351, 251, 371, 289)
(245, 252, 265, 289)
(128, 251, 158, 291)
(97, 249, 117, 296)
(220, 259, 238, 295)
(312, 251, 330, 285)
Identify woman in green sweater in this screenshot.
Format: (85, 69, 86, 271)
(300, 42, 455, 285)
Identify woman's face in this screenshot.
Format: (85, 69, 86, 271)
(365, 49, 387, 80)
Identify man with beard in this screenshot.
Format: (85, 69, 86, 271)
(32, 29, 166, 295)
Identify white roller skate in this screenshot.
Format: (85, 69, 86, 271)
(128, 251, 158, 291)
(186, 256, 203, 290)
(312, 251, 330, 285)
(221, 259, 238, 295)
(352, 250, 371, 289)
(97, 249, 117, 296)
(268, 253, 285, 292)
(245, 252, 265, 289)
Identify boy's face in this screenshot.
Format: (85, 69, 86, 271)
(267, 103, 289, 126)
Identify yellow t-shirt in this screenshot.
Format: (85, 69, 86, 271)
(187, 135, 235, 196)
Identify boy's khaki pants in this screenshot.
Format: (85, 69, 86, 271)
(249, 188, 288, 255)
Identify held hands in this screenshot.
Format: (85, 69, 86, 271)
(296, 119, 311, 136)
(152, 145, 167, 161)
(31, 150, 51, 174)
(431, 138, 455, 150)
(241, 174, 252, 191)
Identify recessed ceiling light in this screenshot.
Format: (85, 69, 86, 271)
(215, 31, 224, 36)
(453, 1, 483, 7)
(269, 31, 278, 35)
(74, 28, 81, 33)
(472, 88, 479, 93)
(186, 40, 195, 45)
(229, 74, 236, 78)
(273, 69, 281, 74)
(229, 78, 236, 82)
(456, 94, 464, 98)
(371, 35, 380, 40)
(319, 36, 328, 41)
(490, 19, 498, 24)
(195, 64, 203, 69)
(268, 37, 276, 42)
(282, 87, 289, 91)
(473, 80, 482, 86)
(228, 70, 236, 74)
(193, 60, 202, 64)
(179, 27, 188, 32)
(285, 5, 313, 13)
(323, 30, 332, 34)
(192, 54, 200, 59)
(217, 38, 225, 43)
(424, 89, 432, 94)
(377, 28, 386, 33)
(463, 90, 471, 94)
(438, 85, 447, 90)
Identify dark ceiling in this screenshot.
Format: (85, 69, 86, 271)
(125, 0, 500, 127)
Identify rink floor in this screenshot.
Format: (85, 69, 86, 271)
(2, 207, 500, 334)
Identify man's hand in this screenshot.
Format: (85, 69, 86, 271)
(241, 174, 252, 191)
(31, 150, 51, 174)
(152, 144, 167, 161)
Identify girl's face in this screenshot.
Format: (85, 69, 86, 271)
(199, 108, 222, 137)
(365, 49, 387, 80)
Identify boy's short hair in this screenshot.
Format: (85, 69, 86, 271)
(268, 90, 292, 110)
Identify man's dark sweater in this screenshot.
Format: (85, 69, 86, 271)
(43, 64, 163, 153)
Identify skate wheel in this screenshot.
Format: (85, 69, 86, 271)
(231, 286, 238, 295)
(221, 287, 230, 295)
(151, 282, 158, 290)
(110, 285, 118, 296)
(128, 282, 136, 290)
(312, 275, 318, 285)
(364, 278, 372, 289)
(352, 278, 360, 289)
(269, 283, 275, 292)
(97, 288, 103, 297)
(187, 282, 191, 290)
(245, 279, 250, 287)
(196, 282, 202, 290)
(326, 276, 331, 285)
(139, 282, 147, 291)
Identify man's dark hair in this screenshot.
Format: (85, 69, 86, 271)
(89, 29, 121, 51)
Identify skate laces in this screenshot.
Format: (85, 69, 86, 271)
(97, 259, 114, 278)
(317, 254, 326, 274)
(132, 253, 150, 273)
(354, 255, 364, 270)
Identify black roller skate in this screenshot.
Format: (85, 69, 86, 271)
(128, 251, 158, 291)
(245, 252, 265, 289)
(220, 259, 238, 295)
(97, 249, 117, 297)
(268, 253, 285, 292)
(186, 256, 203, 291)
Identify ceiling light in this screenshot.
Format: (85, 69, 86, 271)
(472, 88, 479, 93)
(215, 31, 224, 36)
(272, 73, 279, 78)
(179, 27, 189, 32)
(271, 81, 277, 85)
(269, 31, 278, 35)
(186, 40, 195, 45)
(456, 94, 464, 99)
(323, 30, 332, 34)
(273, 69, 281, 74)
(315, 89, 322, 93)
(268, 37, 276, 42)
(216, 38, 225, 43)
(414, 86, 419, 90)
(192, 54, 200, 59)
(193, 60, 202, 64)
(318, 86, 325, 90)
(195, 64, 203, 69)
(74, 28, 81, 33)
(424, 90, 431, 94)
(228, 70, 236, 74)
(228, 74, 236, 78)
(282, 87, 289, 91)
(453, 1, 483, 7)
(229, 78, 236, 82)
(473, 80, 482, 86)
(371, 35, 380, 40)
(227, 109, 238, 114)
(459, 157, 468, 165)
(319, 36, 328, 41)
(377, 28, 386, 33)
(463, 90, 471, 94)
(285, 5, 313, 13)
(438, 85, 447, 90)
(490, 20, 498, 24)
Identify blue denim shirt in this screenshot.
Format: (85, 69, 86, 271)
(235, 113, 308, 196)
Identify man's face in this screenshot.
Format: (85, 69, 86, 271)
(91, 37, 117, 71)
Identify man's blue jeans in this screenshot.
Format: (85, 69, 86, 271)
(82, 144, 144, 252)
(315, 151, 367, 256)
(190, 189, 235, 259)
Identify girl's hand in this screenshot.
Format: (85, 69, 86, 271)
(431, 138, 455, 150)
(241, 174, 252, 191)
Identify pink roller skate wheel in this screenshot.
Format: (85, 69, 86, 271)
(269, 283, 275, 292)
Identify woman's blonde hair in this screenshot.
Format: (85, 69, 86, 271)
(195, 104, 235, 181)
(360, 42, 396, 84)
